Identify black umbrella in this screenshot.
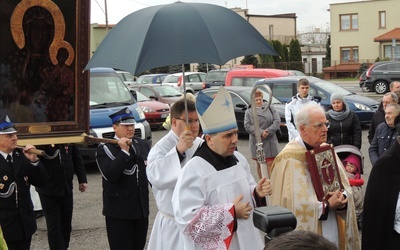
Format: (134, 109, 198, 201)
(85, 1, 277, 123)
(85, 1, 277, 75)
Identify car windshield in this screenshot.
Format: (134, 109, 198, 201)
(122, 72, 135, 81)
(202, 88, 281, 105)
(206, 71, 228, 81)
(239, 88, 282, 105)
(135, 91, 150, 102)
(90, 74, 134, 106)
(153, 86, 183, 97)
(313, 80, 353, 95)
(137, 76, 154, 84)
(163, 75, 179, 83)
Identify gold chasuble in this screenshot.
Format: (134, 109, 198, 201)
(270, 140, 360, 250)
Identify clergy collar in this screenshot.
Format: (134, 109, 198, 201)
(194, 141, 238, 171)
(303, 141, 314, 150)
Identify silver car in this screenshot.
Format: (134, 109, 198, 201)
(162, 72, 207, 93)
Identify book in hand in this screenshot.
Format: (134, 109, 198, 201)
(305, 144, 344, 202)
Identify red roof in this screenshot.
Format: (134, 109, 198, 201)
(374, 28, 400, 42)
(322, 63, 360, 72)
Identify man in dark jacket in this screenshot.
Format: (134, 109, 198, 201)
(369, 104, 400, 166)
(96, 107, 150, 250)
(368, 91, 398, 144)
(0, 114, 46, 250)
(36, 144, 88, 250)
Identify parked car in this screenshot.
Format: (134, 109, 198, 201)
(224, 68, 291, 87)
(358, 71, 371, 92)
(115, 70, 136, 87)
(162, 72, 207, 93)
(197, 86, 287, 137)
(136, 73, 168, 84)
(254, 76, 380, 125)
(129, 84, 182, 106)
(132, 90, 170, 128)
(286, 70, 306, 76)
(364, 61, 400, 94)
(204, 69, 230, 88)
(80, 67, 152, 164)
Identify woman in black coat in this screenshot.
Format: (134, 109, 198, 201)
(326, 93, 362, 149)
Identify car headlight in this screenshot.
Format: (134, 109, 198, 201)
(354, 103, 372, 111)
(136, 106, 146, 119)
(141, 106, 155, 113)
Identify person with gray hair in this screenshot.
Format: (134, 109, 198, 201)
(369, 103, 400, 166)
(390, 81, 400, 92)
(368, 92, 399, 143)
(264, 230, 338, 250)
(270, 103, 360, 249)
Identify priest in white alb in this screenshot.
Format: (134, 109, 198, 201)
(172, 87, 272, 250)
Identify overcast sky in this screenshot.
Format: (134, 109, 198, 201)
(90, 0, 363, 32)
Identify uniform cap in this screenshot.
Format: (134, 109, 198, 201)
(109, 107, 136, 125)
(0, 115, 17, 134)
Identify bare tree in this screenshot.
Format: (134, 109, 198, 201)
(297, 25, 330, 45)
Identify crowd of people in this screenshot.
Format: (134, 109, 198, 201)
(2, 79, 400, 250)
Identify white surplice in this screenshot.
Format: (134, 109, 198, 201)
(172, 151, 265, 250)
(147, 130, 203, 250)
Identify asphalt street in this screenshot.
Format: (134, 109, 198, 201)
(30, 79, 377, 249)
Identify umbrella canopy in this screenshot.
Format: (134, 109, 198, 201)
(85, 1, 277, 75)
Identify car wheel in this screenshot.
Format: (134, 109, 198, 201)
(373, 80, 389, 94)
(361, 82, 370, 92)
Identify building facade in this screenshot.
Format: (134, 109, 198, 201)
(326, 0, 400, 77)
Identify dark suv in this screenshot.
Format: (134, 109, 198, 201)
(364, 61, 400, 94)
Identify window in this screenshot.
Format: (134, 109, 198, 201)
(379, 11, 386, 28)
(384, 45, 400, 60)
(340, 14, 358, 30)
(139, 87, 153, 98)
(269, 25, 274, 40)
(340, 47, 359, 62)
(271, 84, 293, 99)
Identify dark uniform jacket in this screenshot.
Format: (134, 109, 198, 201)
(96, 138, 150, 220)
(36, 144, 87, 196)
(0, 149, 46, 241)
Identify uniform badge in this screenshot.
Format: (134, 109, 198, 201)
(3, 176, 8, 181)
(0, 183, 4, 189)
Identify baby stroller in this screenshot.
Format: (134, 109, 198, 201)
(334, 145, 364, 175)
(334, 145, 364, 229)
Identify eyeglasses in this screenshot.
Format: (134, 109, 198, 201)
(175, 117, 200, 125)
(306, 121, 330, 129)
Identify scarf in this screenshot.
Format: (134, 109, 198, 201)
(328, 102, 350, 121)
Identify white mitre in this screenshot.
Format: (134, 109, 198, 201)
(196, 87, 237, 134)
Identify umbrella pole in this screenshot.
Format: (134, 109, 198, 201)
(182, 64, 189, 127)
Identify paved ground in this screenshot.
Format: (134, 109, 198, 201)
(30, 80, 377, 249)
